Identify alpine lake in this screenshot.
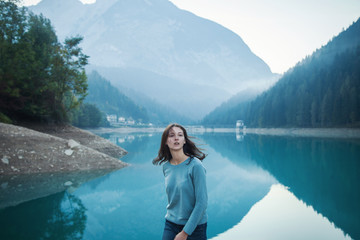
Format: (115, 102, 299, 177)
(1, 127, 359, 240)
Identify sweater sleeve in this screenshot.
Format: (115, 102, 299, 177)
(183, 162, 208, 235)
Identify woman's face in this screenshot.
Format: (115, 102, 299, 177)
(166, 126, 186, 151)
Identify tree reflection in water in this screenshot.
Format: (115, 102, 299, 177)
(203, 133, 360, 240)
(0, 191, 86, 240)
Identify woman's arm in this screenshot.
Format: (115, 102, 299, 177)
(183, 162, 208, 235)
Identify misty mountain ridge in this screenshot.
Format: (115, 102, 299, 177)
(30, 0, 278, 120)
(86, 71, 191, 124)
(203, 18, 360, 127)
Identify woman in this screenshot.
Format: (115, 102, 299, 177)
(153, 123, 208, 240)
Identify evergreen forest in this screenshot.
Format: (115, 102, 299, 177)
(203, 18, 360, 128)
(0, 0, 88, 124)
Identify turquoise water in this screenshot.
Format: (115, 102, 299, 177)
(1, 130, 359, 240)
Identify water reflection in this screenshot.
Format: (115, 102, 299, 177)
(0, 191, 86, 240)
(0, 169, 120, 209)
(203, 136, 276, 237)
(75, 132, 166, 239)
(0, 130, 358, 240)
(71, 132, 276, 239)
(211, 184, 352, 240)
(204, 133, 360, 240)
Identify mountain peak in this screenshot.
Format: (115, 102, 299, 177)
(30, 0, 278, 120)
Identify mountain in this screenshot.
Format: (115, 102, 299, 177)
(202, 88, 261, 127)
(86, 71, 191, 124)
(86, 71, 149, 122)
(29, 0, 278, 120)
(203, 18, 360, 128)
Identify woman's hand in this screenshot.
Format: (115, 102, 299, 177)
(174, 230, 188, 240)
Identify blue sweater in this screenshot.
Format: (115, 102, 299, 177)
(163, 157, 208, 235)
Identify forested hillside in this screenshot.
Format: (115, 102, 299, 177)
(0, 0, 88, 123)
(85, 71, 149, 123)
(203, 18, 360, 128)
(85, 71, 192, 125)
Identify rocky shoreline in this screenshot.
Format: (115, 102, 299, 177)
(0, 122, 128, 175)
(0, 122, 129, 209)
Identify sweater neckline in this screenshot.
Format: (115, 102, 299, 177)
(168, 157, 190, 166)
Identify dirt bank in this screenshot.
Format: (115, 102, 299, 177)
(0, 123, 128, 175)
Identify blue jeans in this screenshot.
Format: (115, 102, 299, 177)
(162, 220, 207, 240)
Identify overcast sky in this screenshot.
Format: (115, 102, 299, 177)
(22, 0, 360, 74)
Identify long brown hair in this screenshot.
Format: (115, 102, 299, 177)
(153, 123, 206, 165)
